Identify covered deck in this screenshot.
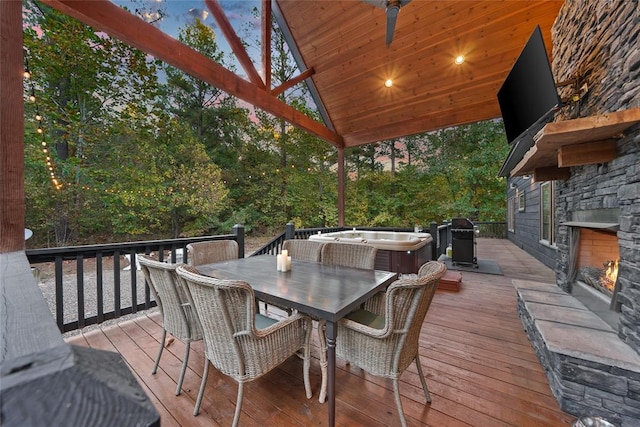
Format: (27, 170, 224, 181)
(66, 238, 575, 426)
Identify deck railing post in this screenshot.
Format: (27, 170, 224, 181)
(285, 222, 295, 240)
(233, 224, 245, 258)
(430, 221, 438, 260)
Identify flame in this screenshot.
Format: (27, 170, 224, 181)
(603, 260, 619, 291)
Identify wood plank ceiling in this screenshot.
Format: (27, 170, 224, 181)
(275, 0, 564, 147)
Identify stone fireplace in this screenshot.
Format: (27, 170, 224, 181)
(513, 1, 640, 426)
(563, 209, 622, 321)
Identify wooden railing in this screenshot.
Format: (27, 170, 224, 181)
(26, 221, 505, 334)
(251, 224, 347, 256)
(26, 225, 244, 333)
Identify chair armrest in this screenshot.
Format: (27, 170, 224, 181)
(252, 312, 311, 338)
(363, 291, 386, 316)
(339, 312, 391, 339)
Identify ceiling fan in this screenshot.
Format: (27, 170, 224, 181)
(363, 0, 412, 46)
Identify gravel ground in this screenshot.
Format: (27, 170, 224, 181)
(33, 236, 272, 338)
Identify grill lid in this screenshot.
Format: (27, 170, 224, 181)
(451, 218, 474, 229)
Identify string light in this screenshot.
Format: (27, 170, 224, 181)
(24, 59, 62, 190)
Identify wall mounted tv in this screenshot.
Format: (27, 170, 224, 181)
(497, 25, 561, 144)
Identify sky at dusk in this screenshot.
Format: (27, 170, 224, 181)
(112, 0, 263, 76)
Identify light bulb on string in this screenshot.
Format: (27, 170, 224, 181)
(23, 70, 31, 79)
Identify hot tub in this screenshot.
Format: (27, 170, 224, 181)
(309, 230, 433, 274)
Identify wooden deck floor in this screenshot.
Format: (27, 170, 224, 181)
(65, 238, 576, 426)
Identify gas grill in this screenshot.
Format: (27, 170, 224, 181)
(451, 218, 478, 267)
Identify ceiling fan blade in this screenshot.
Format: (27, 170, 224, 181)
(385, 5, 399, 45)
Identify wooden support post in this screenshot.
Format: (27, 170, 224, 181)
(337, 148, 345, 226)
(0, 0, 25, 253)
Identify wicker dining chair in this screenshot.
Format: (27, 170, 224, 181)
(314, 241, 378, 402)
(186, 239, 238, 266)
(335, 261, 447, 427)
(138, 255, 203, 396)
(320, 241, 377, 270)
(282, 239, 324, 262)
(176, 265, 313, 425)
(364, 260, 447, 315)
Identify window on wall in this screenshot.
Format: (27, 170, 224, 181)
(540, 181, 554, 245)
(518, 190, 526, 212)
(508, 196, 516, 232)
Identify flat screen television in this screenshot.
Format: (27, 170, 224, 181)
(497, 25, 561, 144)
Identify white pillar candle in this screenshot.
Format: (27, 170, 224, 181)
(281, 249, 288, 258)
(276, 254, 283, 271)
(286, 256, 291, 271)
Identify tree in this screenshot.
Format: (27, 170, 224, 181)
(23, 1, 161, 245)
(420, 120, 509, 221)
(93, 111, 229, 238)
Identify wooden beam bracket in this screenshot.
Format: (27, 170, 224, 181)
(533, 166, 571, 181)
(557, 139, 617, 168)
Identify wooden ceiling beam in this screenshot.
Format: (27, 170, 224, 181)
(41, 0, 343, 147)
(261, 0, 271, 91)
(205, 0, 264, 89)
(271, 68, 315, 97)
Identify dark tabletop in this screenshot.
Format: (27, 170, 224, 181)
(197, 255, 398, 322)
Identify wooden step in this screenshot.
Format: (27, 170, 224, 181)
(438, 270, 462, 292)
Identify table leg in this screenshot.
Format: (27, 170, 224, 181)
(326, 320, 337, 427)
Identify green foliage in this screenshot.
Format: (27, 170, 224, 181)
(22, 4, 510, 247)
(419, 120, 510, 221)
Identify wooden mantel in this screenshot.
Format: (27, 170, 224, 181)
(511, 107, 640, 180)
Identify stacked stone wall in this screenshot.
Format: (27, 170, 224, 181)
(552, 0, 640, 355)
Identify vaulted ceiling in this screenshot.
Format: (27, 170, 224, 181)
(42, 0, 564, 150)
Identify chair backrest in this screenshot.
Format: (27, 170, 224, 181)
(418, 260, 445, 278)
(386, 261, 446, 370)
(320, 242, 377, 270)
(138, 255, 202, 341)
(176, 265, 258, 379)
(282, 239, 324, 262)
(186, 240, 238, 266)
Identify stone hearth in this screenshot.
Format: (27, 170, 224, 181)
(514, 279, 640, 427)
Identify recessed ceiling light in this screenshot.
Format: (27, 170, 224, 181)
(384, 79, 393, 88)
(455, 55, 465, 65)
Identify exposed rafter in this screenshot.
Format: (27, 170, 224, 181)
(272, 68, 315, 97)
(205, 0, 264, 89)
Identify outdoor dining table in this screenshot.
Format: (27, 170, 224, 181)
(196, 254, 398, 427)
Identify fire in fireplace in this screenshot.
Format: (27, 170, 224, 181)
(578, 259, 618, 297)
